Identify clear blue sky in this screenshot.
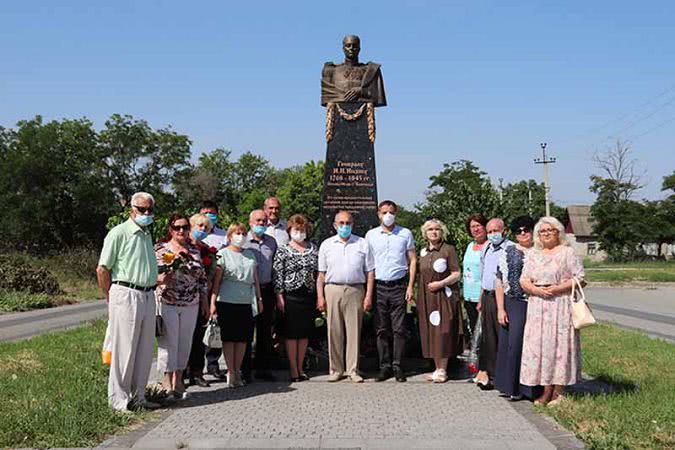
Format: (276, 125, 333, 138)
(2, 1, 674, 207)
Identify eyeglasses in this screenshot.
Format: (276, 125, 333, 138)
(538, 228, 559, 235)
(516, 227, 531, 235)
(171, 225, 190, 232)
(132, 205, 153, 214)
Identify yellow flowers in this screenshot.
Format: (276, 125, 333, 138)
(162, 251, 176, 264)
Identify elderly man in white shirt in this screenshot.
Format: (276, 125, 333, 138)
(317, 210, 375, 383)
(263, 197, 290, 246)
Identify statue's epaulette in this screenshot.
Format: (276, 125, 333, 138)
(323, 62, 336, 67)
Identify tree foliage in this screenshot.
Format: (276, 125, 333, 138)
(588, 142, 667, 260)
(100, 114, 192, 208)
(0, 116, 115, 249)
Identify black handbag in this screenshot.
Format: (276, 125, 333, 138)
(155, 303, 165, 337)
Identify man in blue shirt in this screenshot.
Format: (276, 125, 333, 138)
(242, 209, 278, 382)
(476, 218, 513, 389)
(365, 200, 417, 382)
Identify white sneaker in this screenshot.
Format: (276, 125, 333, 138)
(327, 372, 345, 382)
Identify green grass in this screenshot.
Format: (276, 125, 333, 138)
(585, 259, 675, 283)
(545, 324, 675, 449)
(0, 320, 152, 448)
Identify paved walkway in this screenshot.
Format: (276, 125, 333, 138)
(586, 286, 675, 341)
(99, 371, 582, 450)
(0, 299, 106, 342)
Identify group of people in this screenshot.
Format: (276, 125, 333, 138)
(97, 192, 585, 412)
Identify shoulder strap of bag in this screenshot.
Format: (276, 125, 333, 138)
(571, 277, 585, 303)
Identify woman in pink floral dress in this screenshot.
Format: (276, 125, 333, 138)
(519, 217, 585, 406)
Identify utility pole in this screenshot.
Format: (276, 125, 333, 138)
(534, 142, 556, 217)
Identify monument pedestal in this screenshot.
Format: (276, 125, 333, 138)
(320, 102, 379, 241)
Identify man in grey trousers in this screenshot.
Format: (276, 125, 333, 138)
(96, 192, 160, 411)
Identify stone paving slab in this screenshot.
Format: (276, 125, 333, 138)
(128, 374, 559, 449)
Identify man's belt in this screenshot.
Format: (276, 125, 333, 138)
(112, 281, 156, 292)
(376, 277, 407, 287)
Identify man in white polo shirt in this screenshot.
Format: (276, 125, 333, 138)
(366, 200, 417, 382)
(317, 210, 375, 383)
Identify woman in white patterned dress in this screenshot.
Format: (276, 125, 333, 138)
(519, 217, 585, 406)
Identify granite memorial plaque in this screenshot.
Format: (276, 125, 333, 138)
(320, 35, 386, 240)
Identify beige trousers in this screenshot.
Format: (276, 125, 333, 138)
(157, 303, 199, 373)
(325, 284, 365, 376)
(107, 284, 156, 411)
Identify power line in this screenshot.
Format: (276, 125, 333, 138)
(555, 82, 675, 145)
(626, 115, 675, 143)
(606, 94, 675, 138)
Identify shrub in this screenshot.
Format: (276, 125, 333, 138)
(0, 255, 61, 295)
(0, 289, 54, 312)
(45, 247, 99, 281)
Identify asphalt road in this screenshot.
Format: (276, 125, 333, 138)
(586, 285, 675, 342)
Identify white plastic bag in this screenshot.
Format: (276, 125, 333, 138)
(101, 322, 112, 365)
(202, 317, 222, 349)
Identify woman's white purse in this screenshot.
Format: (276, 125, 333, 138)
(570, 277, 596, 329)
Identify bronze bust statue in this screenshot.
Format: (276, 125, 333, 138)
(321, 35, 386, 107)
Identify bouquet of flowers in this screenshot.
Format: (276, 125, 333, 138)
(465, 312, 482, 374)
(195, 244, 218, 281)
(159, 250, 190, 274)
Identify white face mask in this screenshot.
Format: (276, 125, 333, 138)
(231, 233, 245, 247)
(382, 212, 396, 227)
(290, 230, 306, 242)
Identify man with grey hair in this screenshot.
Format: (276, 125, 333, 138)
(96, 192, 159, 411)
(317, 210, 375, 383)
(475, 217, 513, 390)
(242, 209, 278, 382)
(263, 197, 289, 246)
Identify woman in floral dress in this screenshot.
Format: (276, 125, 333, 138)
(519, 217, 585, 406)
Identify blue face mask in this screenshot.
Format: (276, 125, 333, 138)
(192, 229, 209, 242)
(134, 214, 154, 227)
(337, 224, 352, 239)
(205, 213, 218, 226)
(252, 224, 267, 236)
(487, 232, 504, 246)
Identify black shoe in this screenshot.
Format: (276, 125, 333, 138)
(255, 371, 277, 381)
(242, 371, 252, 384)
(193, 376, 210, 388)
(207, 368, 227, 380)
(477, 379, 494, 391)
(393, 367, 407, 382)
(375, 368, 393, 382)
